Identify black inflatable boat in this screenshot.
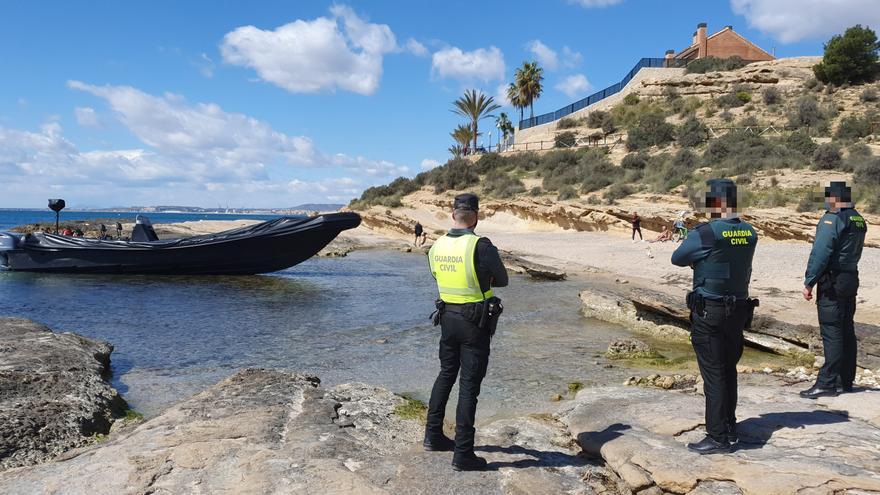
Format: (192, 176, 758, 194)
(0, 212, 361, 275)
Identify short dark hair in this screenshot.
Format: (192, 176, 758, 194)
(825, 181, 852, 202)
(453, 208, 477, 225)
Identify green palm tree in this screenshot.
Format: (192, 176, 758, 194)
(451, 124, 475, 155)
(515, 61, 544, 120)
(448, 144, 464, 158)
(495, 112, 514, 145)
(506, 83, 526, 123)
(451, 89, 501, 153)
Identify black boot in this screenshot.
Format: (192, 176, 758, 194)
(452, 453, 488, 471)
(423, 432, 455, 452)
(799, 385, 839, 399)
(686, 435, 731, 455)
(835, 385, 854, 393)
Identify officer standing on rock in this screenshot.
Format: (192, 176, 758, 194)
(800, 181, 867, 399)
(424, 193, 508, 471)
(672, 179, 759, 455)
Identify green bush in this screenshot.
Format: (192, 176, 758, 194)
(557, 117, 580, 129)
(611, 100, 666, 129)
(557, 185, 579, 200)
(704, 130, 805, 174)
(351, 176, 420, 209)
(529, 186, 543, 196)
(717, 92, 746, 108)
(603, 183, 634, 203)
(805, 77, 819, 89)
(720, 110, 734, 122)
(425, 158, 480, 193)
(623, 93, 640, 106)
(588, 111, 608, 128)
(601, 113, 617, 134)
(849, 142, 873, 158)
(763, 87, 782, 105)
(789, 96, 826, 130)
(812, 143, 843, 170)
(686, 56, 748, 74)
(555, 131, 577, 148)
(483, 170, 526, 198)
(677, 115, 708, 147)
(813, 25, 880, 86)
(621, 152, 649, 170)
(626, 113, 676, 151)
(784, 130, 818, 156)
(855, 157, 880, 186)
(861, 87, 879, 102)
(835, 115, 872, 140)
(663, 86, 680, 101)
(736, 91, 752, 104)
(473, 153, 508, 174)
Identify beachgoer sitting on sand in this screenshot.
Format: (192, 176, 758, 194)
(650, 226, 672, 243)
(61, 227, 73, 236)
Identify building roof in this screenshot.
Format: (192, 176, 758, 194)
(675, 26, 774, 60)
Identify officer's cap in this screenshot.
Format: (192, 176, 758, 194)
(705, 178, 737, 208)
(825, 181, 852, 202)
(453, 193, 479, 212)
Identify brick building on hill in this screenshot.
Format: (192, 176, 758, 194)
(669, 22, 774, 62)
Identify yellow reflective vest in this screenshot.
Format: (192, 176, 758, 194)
(428, 233, 494, 304)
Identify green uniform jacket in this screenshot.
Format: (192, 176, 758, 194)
(804, 208, 867, 288)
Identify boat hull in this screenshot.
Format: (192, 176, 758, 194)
(0, 213, 361, 275)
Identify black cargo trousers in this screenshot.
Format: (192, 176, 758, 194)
(425, 310, 491, 457)
(816, 272, 859, 389)
(690, 299, 750, 441)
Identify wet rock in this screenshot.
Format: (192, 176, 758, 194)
(0, 318, 125, 470)
(559, 385, 880, 494)
(605, 339, 661, 360)
(625, 374, 699, 391)
(500, 250, 567, 281)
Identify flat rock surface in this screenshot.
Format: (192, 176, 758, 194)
(0, 369, 608, 495)
(560, 385, 880, 495)
(0, 317, 123, 470)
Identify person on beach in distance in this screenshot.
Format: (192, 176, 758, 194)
(414, 221, 424, 247)
(424, 193, 508, 471)
(672, 179, 759, 454)
(800, 181, 867, 399)
(632, 212, 642, 242)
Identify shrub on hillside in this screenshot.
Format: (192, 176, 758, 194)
(626, 113, 676, 151)
(557, 185, 579, 201)
(861, 87, 879, 102)
(557, 117, 580, 130)
(581, 155, 622, 192)
(663, 86, 680, 101)
(855, 156, 880, 186)
(555, 131, 577, 148)
(623, 94, 640, 106)
(784, 130, 819, 156)
(763, 87, 782, 105)
(425, 158, 480, 193)
(473, 152, 508, 174)
(351, 176, 420, 209)
(720, 110, 734, 122)
(704, 130, 805, 174)
(788, 96, 827, 131)
(736, 91, 752, 104)
(601, 113, 617, 134)
(671, 96, 702, 116)
(529, 186, 543, 196)
(686, 56, 748, 74)
(677, 115, 708, 147)
(483, 170, 526, 198)
(835, 115, 872, 140)
(812, 143, 843, 170)
(849, 142, 873, 158)
(717, 92, 746, 108)
(603, 183, 634, 203)
(813, 25, 880, 86)
(805, 78, 819, 89)
(649, 149, 700, 191)
(621, 152, 649, 170)
(588, 111, 608, 128)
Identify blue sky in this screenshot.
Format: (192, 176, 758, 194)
(1, 0, 876, 208)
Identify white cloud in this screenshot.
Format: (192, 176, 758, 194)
(431, 46, 505, 83)
(0, 82, 408, 207)
(555, 74, 593, 98)
(220, 5, 397, 95)
(569, 0, 624, 7)
(526, 41, 583, 71)
(495, 83, 512, 107)
(527, 40, 559, 71)
(420, 158, 440, 171)
(731, 0, 880, 43)
(74, 107, 99, 127)
(405, 38, 428, 56)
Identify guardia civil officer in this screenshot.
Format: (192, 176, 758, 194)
(800, 181, 867, 399)
(424, 193, 508, 471)
(671, 179, 759, 455)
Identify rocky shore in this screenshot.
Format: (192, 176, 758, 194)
(0, 318, 126, 470)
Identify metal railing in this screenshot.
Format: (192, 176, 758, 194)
(518, 57, 687, 130)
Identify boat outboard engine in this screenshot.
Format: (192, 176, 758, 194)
(131, 215, 159, 242)
(48, 199, 65, 234)
(0, 233, 20, 268)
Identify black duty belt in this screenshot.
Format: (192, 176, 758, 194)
(443, 303, 477, 314)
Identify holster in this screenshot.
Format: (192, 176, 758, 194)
(685, 291, 705, 319)
(744, 298, 760, 330)
(430, 299, 445, 326)
(480, 297, 504, 336)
